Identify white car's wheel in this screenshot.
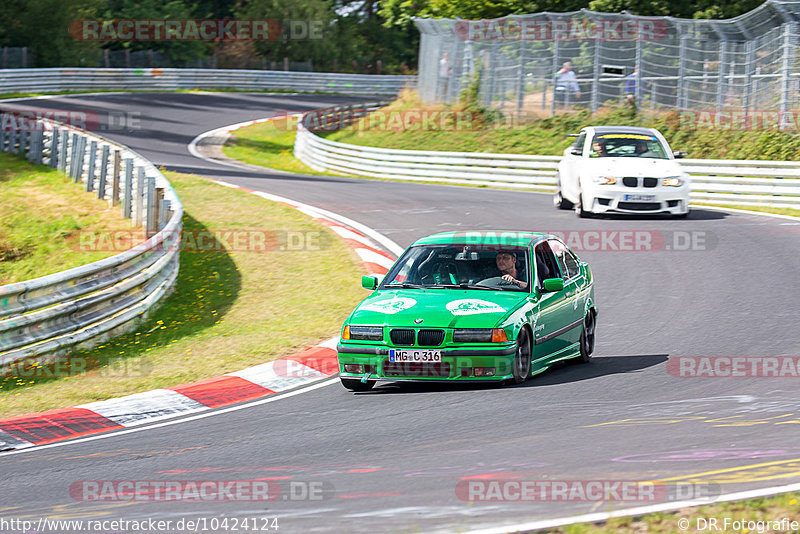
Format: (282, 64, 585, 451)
(553, 177, 574, 210)
(575, 190, 594, 218)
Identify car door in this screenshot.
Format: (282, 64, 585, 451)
(530, 240, 574, 366)
(549, 239, 585, 352)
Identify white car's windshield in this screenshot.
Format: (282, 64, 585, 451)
(381, 245, 530, 292)
(589, 133, 669, 159)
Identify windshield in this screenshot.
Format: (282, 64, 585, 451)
(380, 245, 530, 292)
(590, 133, 668, 159)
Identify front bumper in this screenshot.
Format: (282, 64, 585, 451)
(584, 183, 690, 215)
(337, 344, 517, 381)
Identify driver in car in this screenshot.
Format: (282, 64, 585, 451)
(590, 140, 609, 157)
(496, 252, 528, 289)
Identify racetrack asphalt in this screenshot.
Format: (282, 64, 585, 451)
(1, 93, 799, 533)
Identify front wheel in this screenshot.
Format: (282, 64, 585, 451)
(576, 310, 596, 363)
(554, 178, 574, 210)
(509, 329, 532, 384)
(575, 191, 594, 218)
(341, 378, 375, 392)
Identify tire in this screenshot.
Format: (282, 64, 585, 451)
(553, 178, 574, 210)
(341, 378, 375, 392)
(509, 328, 532, 384)
(576, 310, 596, 363)
(575, 190, 594, 218)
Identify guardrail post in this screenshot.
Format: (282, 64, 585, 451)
(134, 167, 145, 227)
(30, 130, 44, 164)
(10, 128, 19, 154)
(86, 140, 97, 192)
(122, 158, 133, 218)
(97, 144, 110, 199)
(160, 198, 171, 231)
(59, 131, 69, 172)
(73, 136, 86, 183)
(145, 177, 157, 236)
(16, 129, 26, 155)
(111, 150, 121, 206)
(68, 133, 78, 177)
(0, 117, 5, 152)
(49, 129, 59, 168)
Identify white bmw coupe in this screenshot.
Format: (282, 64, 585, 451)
(554, 126, 691, 218)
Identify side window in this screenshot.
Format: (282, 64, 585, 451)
(570, 132, 586, 155)
(534, 241, 561, 286)
(550, 240, 580, 280)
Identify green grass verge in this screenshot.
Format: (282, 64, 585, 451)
(550, 492, 799, 533)
(0, 152, 142, 284)
(221, 117, 332, 175)
(1, 169, 367, 416)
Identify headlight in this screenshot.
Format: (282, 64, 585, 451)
(662, 176, 683, 187)
(347, 325, 383, 341)
(592, 176, 617, 185)
(453, 329, 508, 343)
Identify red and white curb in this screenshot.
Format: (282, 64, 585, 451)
(0, 181, 399, 452)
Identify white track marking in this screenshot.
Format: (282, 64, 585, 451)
(0, 378, 340, 458)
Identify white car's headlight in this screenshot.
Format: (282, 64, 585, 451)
(662, 176, 683, 187)
(592, 176, 617, 185)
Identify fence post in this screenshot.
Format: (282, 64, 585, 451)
(145, 177, 157, 236)
(779, 23, 795, 124)
(112, 150, 121, 206)
(98, 144, 110, 199)
(591, 38, 601, 113)
(678, 35, 688, 110)
(134, 167, 145, 227)
(49, 129, 59, 168)
(716, 40, 727, 112)
(743, 40, 755, 119)
(122, 159, 133, 218)
(86, 140, 97, 192)
(516, 41, 527, 116)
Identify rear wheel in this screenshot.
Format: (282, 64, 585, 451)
(341, 378, 375, 392)
(509, 328, 532, 384)
(576, 310, 596, 363)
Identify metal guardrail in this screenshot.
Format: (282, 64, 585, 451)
(0, 113, 183, 373)
(295, 103, 800, 209)
(0, 68, 415, 96)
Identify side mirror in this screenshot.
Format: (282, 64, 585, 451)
(673, 150, 688, 159)
(570, 147, 583, 156)
(361, 275, 378, 290)
(542, 278, 564, 292)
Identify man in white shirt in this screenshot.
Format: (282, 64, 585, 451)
(554, 61, 580, 107)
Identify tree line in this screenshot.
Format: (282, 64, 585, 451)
(0, 0, 767, 72)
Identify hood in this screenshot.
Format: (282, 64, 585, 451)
(580, 157, 683, 177)
(348, 289, 528, 329)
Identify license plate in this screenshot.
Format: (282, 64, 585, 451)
(389, 349, 442, 363)
(624, 194, 656, 202)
